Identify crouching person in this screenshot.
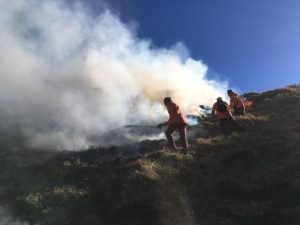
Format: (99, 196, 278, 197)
(211, 97, 241, 136)
(157, 97, 189, 153)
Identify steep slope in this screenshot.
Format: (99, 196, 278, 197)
(0, 84, 299, 225)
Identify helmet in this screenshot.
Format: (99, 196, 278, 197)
(227, 89, 233, 95)
(163, 97, 172, 104)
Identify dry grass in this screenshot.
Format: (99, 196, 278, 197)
(137, 158, 161, 180)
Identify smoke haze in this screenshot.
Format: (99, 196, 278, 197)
(0, 207, 29, 225)
(0, 0, 228, 149)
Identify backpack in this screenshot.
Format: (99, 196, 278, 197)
(217, 101, 227, 112)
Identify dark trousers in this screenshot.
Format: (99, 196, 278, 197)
(219, 118, 241, 136)
(165, 123, 188, 150)
(234, 107, 245, 115)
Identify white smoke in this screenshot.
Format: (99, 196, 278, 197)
(0, 0, 228, 149)
(0, 207, 29, 225)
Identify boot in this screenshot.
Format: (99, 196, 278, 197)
(180, 147, 188, 155)
(166, 142, 179, 151)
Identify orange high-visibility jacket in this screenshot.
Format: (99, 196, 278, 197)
(229, 93, 245, 109)
(212, 102, 233, 119)
(164, 102, 187, 126)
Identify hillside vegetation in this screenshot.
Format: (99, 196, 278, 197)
(0, 85, 299, 225)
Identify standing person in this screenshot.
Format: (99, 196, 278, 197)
(157, 97, 189, 153)
(227, 90, 245, 115)
(211, 97, 241, 136)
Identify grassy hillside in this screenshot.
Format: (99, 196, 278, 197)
(0, 85, 299, 225)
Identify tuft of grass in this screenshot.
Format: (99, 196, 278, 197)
(137, 158, 161, 180)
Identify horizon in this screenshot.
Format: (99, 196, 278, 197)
(0, 0, 299, 149)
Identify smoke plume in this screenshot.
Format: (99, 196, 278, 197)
(0, 0, 228, 149)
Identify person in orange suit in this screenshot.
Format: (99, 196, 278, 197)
(211, 97, 241, 135)
(157, 97, 189, 153)
(227, 90, 245, 115)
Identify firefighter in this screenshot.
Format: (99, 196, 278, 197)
(227, 90, 245, 115)
(157, 97, 189, 153)
(211, 97, 241, 136)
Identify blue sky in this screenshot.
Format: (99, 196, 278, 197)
(83, 0, 299, 92)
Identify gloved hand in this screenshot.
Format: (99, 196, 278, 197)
(157, 123, 164, 129)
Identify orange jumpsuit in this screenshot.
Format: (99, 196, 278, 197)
(229, 92, 245, 115)
(164, 101, 188, 151)
(212, 101, 240, 135)
(212, 102, 233, 119)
